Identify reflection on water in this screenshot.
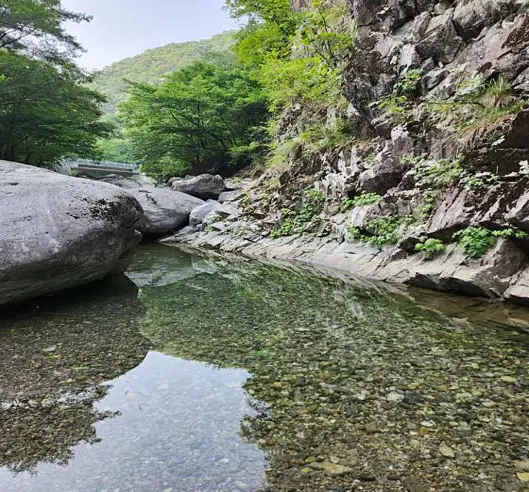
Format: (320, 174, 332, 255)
(1, 352, 265, 492)
(0, 276, 150, 475)
(0, 245, 529, 491)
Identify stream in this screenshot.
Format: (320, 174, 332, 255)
(0, 245, 528, 491)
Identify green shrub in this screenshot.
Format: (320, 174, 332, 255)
(426, 76, 529, 148)
(347, 215, 414, 247)
(393, 69, 423, 97)
(460, 172, 499, 189)
(369, 69, 423, 118)
(270, 189, 326, 239)
(297, 120, 354, 155)
(341, 192, 381, 212)
(413, 158, 463, 189)
(414, 238, 445, 260)
(453, 227, 497, 258)
(267, 138, 299, 168)
(401, 154, 427, 167)
(413, 189, 437, 222)
(370, 94, 408, 115)
(493, 228, 528, 239)
(453, 226, 528, 258)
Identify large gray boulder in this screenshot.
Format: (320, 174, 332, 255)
(171, 174, 226, 200)
(189, 200, 222, 227)
(0, 161, 143, 306)
(129, 187, 204, 237)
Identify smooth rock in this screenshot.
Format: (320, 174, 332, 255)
(218, 191, 236, 204)
(0, 161, 143, 306)
(515, 461, 529, 472)
(517, 473, 529, 483)
(189, 200, 221, 227)
(309, 462, 354, 476)
(439, 443, 455, 458)
(97, 174, 142, 189)
(171, 174, 226, 200)
(386, 391, 405, 402)
(130, 187, 204, 237)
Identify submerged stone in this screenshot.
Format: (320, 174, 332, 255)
(1, 245, 529, 492)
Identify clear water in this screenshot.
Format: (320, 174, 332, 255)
(0, 245, 528, 492)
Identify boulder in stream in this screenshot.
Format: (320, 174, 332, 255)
(129, 187, 204, 237)
(189, 200, 222, 228)
(171, 174, 226, 200)
(0, 161, 143, 306)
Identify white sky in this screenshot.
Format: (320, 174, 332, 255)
(62, 0, 238, 70)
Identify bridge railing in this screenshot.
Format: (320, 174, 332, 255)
(63, 158, 140, 171)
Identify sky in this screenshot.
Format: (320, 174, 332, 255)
(62, 0, 238, 70)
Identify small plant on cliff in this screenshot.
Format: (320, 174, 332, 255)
(495, 228, 529, 239)
(298, 120, 354, 155)
(370, 69, 423, 118)
(460, 171, 500, 189)
(401, 154, 427, 167)
(453, 227, 497, 259)
(270, 188, 326, 239)
(414, 238, 445, 260)
(394, 69, 423, 98)
(413, 158, 463, 189)
(341, 192, 381, 211)
(297, 189, 326, 222)
(427, 76, 529, 151)
(270, 211, 295, 239)
(413, 189, 437, 222)
(370, 94, 409, 115)
(268, 138, 300, 169)
(348, 215, 414, 247)
(453, 226, 528, 259)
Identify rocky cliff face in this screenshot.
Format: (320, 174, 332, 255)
(168, 0, 529, 305)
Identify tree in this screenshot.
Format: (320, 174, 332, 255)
(96, 138, 136, 163)
(226, 0, 298, 68)
(119, 56, 268, 180)
(225, 0, 296, 35)
(0, 1, 113, 167)
(0, 51, 111, 166)
(227, 0, 352, 113)
(0, 0, 90, 63)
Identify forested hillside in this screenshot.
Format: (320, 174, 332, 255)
(90, 31, 234, 113)
(114, 0, 351, 178)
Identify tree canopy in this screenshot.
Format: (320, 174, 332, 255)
(0, 0, 90, 63)
(0, 1, 111, 168)
(119, 55, 268, 181)
(90, 31, 235, 114)
(101, 0, 353, 179)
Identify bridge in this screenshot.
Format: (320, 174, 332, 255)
(62, 159, 141, 178)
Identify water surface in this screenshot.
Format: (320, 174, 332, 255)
(1, 245, 528, 491)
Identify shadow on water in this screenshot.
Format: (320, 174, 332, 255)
(0, 264, 267, 492)
(0, 275, 151, 475)
(0, 244, 529, 491)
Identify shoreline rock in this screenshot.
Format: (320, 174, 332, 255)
(0, 161, 143, 306)
(161, 218, 529, 308)
(96, 176, 205, 238)
(171, 174, 226, 200)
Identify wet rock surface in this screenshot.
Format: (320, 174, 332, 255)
(3, 246, 528, 491)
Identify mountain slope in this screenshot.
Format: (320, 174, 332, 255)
(90, 31, 235, 113)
